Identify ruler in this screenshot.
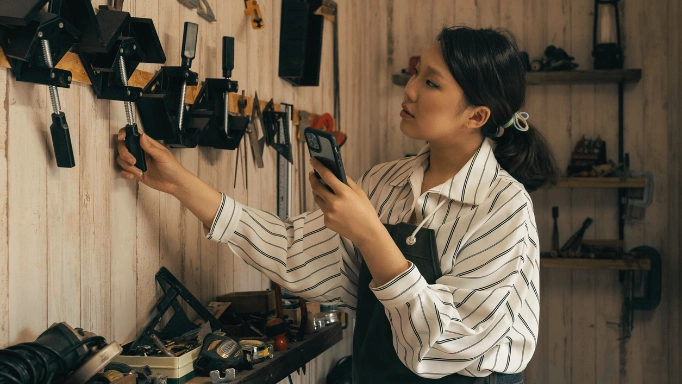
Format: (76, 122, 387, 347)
(277, 104, 294, 221)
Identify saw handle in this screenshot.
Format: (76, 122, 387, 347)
(125, 123, 147, 172)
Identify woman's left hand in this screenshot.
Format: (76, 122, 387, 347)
(308, 158, 382, 246)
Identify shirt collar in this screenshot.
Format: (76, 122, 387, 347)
(387, 139, 500, 206)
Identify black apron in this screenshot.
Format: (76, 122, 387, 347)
(352, 223, 524, 384)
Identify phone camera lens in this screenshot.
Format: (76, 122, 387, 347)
(306, 133, 319, 150)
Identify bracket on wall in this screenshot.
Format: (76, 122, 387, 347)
(0, 0, 79, 87)
(66, 2, 166, 102)
(0, 0, 81, 168)
(138, 22, 200, 148)
(618, 246, 662, 339)
(189, 36, 250, 150)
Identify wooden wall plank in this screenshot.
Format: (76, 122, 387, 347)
(78, 88, 112, 336)
(634, 0, 670, 382)
(132, 0, 163, 338)
(8, 81, 48, 343)
(0, 61, 8, 348)
(47, 81, 81, 329)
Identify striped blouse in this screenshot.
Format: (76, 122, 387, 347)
(207, 138, 539, 378)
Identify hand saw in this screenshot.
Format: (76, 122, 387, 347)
(247, 92, 265, 168)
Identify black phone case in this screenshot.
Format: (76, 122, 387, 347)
(304, 127, 347, 189)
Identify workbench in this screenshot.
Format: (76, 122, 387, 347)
(186, 322, 343, 384)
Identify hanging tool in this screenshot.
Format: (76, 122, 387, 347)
(65, 0, 165, 169)
(118, 55, 146, 171)
(178, 22, 198, 136)
(43, 38, 76, 168)
(244, 0, 265, 29)
(278, 104, 294, 220)
(197, 0, 216, 22)
(248, 92, 265, 168)
(138, 22, 198, 148)
(310, 112, 346, 147)
(234, 91, 248, 189)
(297, 110, 312, 212)
(262, 102, 294, 220)
(190, 36, 249, 150)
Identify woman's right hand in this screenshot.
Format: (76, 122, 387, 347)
(116, 128, 188, 195)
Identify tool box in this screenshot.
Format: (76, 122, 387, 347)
(111, 344, 201, 384)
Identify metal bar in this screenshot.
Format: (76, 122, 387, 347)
(178, 80, 187, 130)
(118, 56, 134, 125)
(41, 40, 61, 114)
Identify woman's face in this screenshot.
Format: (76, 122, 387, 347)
(400, 42, 485, 144)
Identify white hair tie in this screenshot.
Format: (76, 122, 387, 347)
(496, 112, 530, 137)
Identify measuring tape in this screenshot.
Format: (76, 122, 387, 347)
(240, 339, 274, 363)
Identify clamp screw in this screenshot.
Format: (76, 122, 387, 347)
(120, 48, 124, 54)
(67, 76, 72, 82)
(133, 45, 137, 50)
(50, 73, 55, 79)
(38, 31, 43, 38)
(127, 90, 131, 96)
(59, 22, 64, 29)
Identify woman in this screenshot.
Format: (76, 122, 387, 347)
(117, 27, 558, 383)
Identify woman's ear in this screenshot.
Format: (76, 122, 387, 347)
(467, 106, 491, 130)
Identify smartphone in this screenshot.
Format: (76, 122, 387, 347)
(304, 127, 347, 191)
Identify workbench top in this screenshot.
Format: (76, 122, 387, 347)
(187, 322, 343, 384)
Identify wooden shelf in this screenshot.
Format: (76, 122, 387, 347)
(556, 177, 646, 188)
(391, 69, 642, 87)
(541, 257, 650, 271)
(187, 323, 343, 384)
(526, 69, 642, 85)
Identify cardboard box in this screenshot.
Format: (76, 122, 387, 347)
(215, 291, 276, 314)
(112, 345, 201, 384)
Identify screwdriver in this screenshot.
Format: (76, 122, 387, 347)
(118, 55, 146, 172)
(42, 39, 75, 168)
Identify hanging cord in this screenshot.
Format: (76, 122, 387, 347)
(406, 200, 447, 245)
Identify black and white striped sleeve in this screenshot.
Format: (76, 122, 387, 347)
(369, 187, 538, 378)
(206, 193, 360, 309)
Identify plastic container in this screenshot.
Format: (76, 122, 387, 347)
(111, 345, 201, 384)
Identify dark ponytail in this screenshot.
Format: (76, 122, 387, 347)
(437, 27, 560, 192)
